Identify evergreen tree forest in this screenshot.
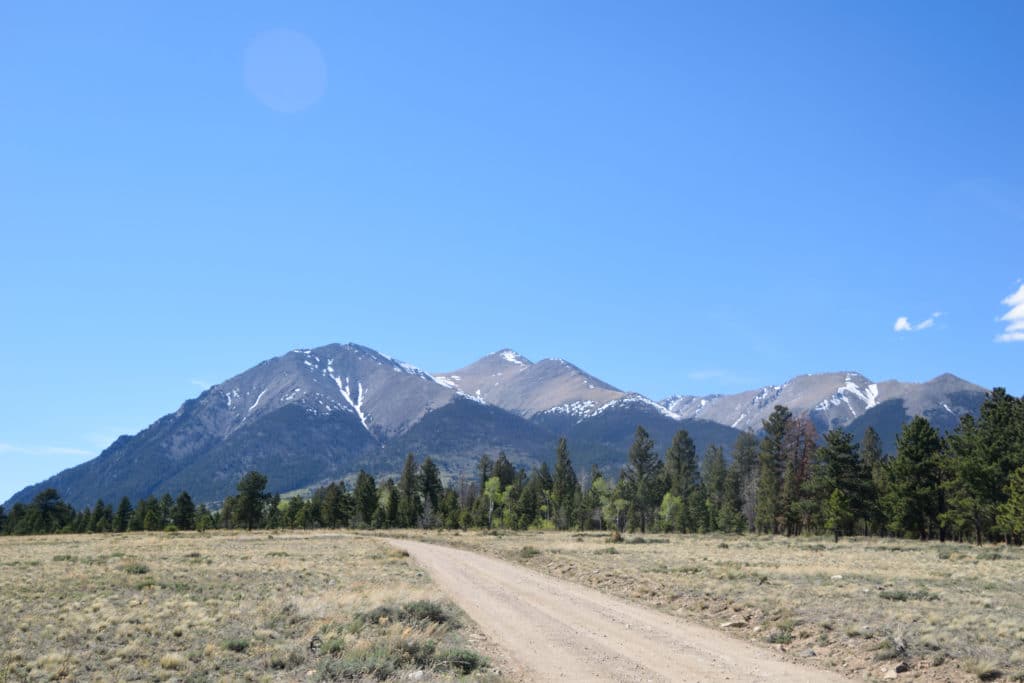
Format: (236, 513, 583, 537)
(4, 390, 1023, 544)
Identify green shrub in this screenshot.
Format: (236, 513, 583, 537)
(223, 639, 249, 653)
(122, 561, 149, 575)
(440, 647, 487, 674)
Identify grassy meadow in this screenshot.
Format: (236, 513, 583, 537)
(0, 531, 495, 682)
(388, 529, 1024, 682)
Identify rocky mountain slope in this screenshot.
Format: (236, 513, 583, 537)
(6, 345, 992, 509)
(661, 371, 987, 452)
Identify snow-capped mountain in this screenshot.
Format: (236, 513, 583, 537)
(660, 371, 986, 437)
(5, 345, 992, 509)
(437, 349, 624, 418)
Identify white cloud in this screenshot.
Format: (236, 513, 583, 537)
(190, 378, 211, 390)
(996, 284, 1024, 343)
(894, 312, 941, 333)
(0, 443, 94, 457)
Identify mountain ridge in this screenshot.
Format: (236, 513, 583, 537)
(5, 344, 992, 509)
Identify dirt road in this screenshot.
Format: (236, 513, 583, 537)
(389, 538, 847, 682)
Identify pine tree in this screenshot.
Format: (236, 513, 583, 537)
(114, 497, 133, 533)
(477, 454, 494, 490)
(551, 438, 579, 530)
(195, 504, 213, 533)
(732, 431, 760, 530)
(884, 417, 944, 540)
(702, 445, 728, 532)
(353, 470, 378, 528)
(811, 429, 866, 537)
(493, 452, 516, 489)
(860, 427, 887, 535)
(420, 457, 444, 520)
(236, 471, 270, 531)
(996, 465, 1024, 543)
(621, 425, 663, 533)
(664, 430, 703, 532)
(173, 492, 196, 530)
(397, 454, 422, 527)
(755, 406, 791, 534)
(824, 488, 854, 542)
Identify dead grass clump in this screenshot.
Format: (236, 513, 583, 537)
(159, 652, 187, 670)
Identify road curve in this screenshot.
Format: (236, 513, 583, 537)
(388, 538, 847, 682)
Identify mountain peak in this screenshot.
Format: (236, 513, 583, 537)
(490, 349, 533, 366)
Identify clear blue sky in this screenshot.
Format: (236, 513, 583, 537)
(2, 1, 1022, 503)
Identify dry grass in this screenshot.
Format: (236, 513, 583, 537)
(0, 531, 495, 681)
(387, 529, 1024, 682)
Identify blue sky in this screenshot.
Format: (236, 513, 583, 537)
(2, 1, 1022, 503)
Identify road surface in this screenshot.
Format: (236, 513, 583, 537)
(388, 538, 847, 682)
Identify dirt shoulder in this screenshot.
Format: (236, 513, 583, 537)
(389, 537, 848, 682)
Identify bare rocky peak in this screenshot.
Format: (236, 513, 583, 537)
(437, 350, 624, 418)
(198, 343, 456, 440)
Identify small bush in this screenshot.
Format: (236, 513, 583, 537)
(223, 639, 249, 653)
(519, 546, 541, 559)
(965, 658, 1003, 681)
(767, 627, 793, 644)
(440, 647, 487, 674)
(879, 589, 937, 602)
(403, 600, 449, 624)
(122, 562, 149, 575)
(608, 530, 623, 543)
(163, 524, 179, 532)
(976, 550, 1004, 561)
(159, 653, 187, 670)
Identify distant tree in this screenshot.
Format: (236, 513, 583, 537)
(551, 438, 579, 530)
(824, 488, 854, 542)
(732, 430, 760, 531)
(779, 416, 817, 535)
(353, 470, 379, 528)
(755, 406, 792, 534)
(621, 426, 663, 533)
(482, 476, 504, 528)
(439, 487, 461, 529)
(195, 504, 213, 533)
(143, 505, 161, 531)
(996, 465, 1024, 543)
(811, 429, 866, 537)
(702, 445, 728, 532)
(380, 478, 400, 528)
(493, 452, 516, 489)
(884, 417, 944, 540)
(0, 504, 6, 534)
(397, 453, 422, 527)
(23, 489, 74, 534)
(944, 390, 1024, 543)
(860, 427, 887, 535)
(91, 499, 112, 533)
(114, 497, 133, 533)
(477, 454, 494, 490)
(159, 493, 174, 528)
(235, 471, 270, 531)
(173, 491, 196, 531)
(664, 430, 704, 532)
(420, 457, 444, 522)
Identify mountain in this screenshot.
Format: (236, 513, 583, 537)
(6, 346, 991, 510)
(661, 371, 988, 453)
(436, 350, 624, 417)
(7, 345, 744, 508)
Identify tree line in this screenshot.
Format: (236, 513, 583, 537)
(3, 389, 1022, 543)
